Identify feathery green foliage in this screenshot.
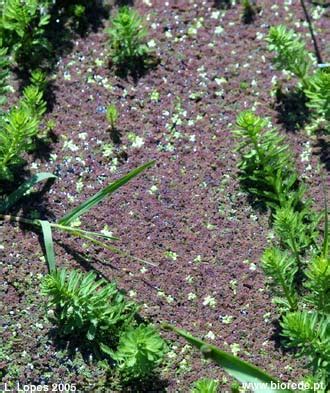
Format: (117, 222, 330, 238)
(273, 206, 319, 259)
(102, 325, 166, 380)
(267, 25, 329, 132)
(0, 71, 46, 181)
(41, 268, 138, 345)
(0, 43, 10, 105)
(0, 0, 51, 66)
(191, 378, 219, 393)
(107, 6, 151, 72)
(42, 268, 167, 380)
(281, 311, 330, 382)
(30, 69, 47, 93)
(305, 68, 330, 130)
(261, 247, 298, 310)
(0, 107, 39, 180)
(20, 84, 47, 120)
(234, 109, 329, 388)
(304, 255, 330, 313)
(233, 111, 300, 210)
(266, 25, 312, 87)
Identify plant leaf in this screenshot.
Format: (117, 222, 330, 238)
(39, 220, 56, 273)
(322, 178, 329, 258)
(58, 161, 155, 225)
(0, 172, 56, 213)
(163, 324, 292, 393)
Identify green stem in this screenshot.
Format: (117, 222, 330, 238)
(289, 233, 302, 267)
(278, 271, 297, 311)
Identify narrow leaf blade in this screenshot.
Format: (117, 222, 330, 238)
(39, 220, 56, 273)
(0, 172, 56, 213)
(58, 161, 155, 225)
(163, 324, 292, 393)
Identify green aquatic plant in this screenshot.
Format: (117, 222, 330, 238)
(42, 268, 137, 344)
(0, 0, 51, 66)
(273, 205, 319, 261)
(0, 43, 10, 105)
(106, 103, 118, 133)
(305, 68, 330, 131)
(266, 25, 312, 88)
(234, 106, 329, 389)
(267, 25, 329, 133)
(107, 6, 151, 72)
(191, 378, 219, 393)
(304, 255, 330, 313)
(102, 324, 167, 380)
(261, 247, 298, 311)
(281, 311, 330, 386)
(0, 106, 39, 181)
(232, 111, 299, 210)
(0, 71, 46, 181)
(29, 69, 47, 93)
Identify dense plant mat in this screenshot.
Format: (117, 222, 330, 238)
(1, 0, 329, 391)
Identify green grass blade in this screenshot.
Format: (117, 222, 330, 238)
(53, 224, 156, 266)
(39, 220, 56, 273)
(0, 172, 56, 213)
(58, 161, 155, 225)
(54, 224, 119, 241)
(163, 324, 292, 393)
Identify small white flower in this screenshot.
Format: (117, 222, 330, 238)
(203, 295, 217, 308)
(205, 331, 216, 340)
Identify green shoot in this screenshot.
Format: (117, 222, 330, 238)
(106, 103, 118, 133)
(281, 311, 330, 384)
(0, 43, 10, 105)
(42, 268, 137, 345)
(261, 247, 298, 311)
(266, 25, 312, 88)
(107, 6, 151, 73)
(102, 325, 167, 380)
(191, 378, 219, 393)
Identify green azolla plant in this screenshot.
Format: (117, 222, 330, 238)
(107, 6, 151, 72)
(191, 378, 219, 393)
(103, 324, 167, 380)
(42, 268, 138, 345)
(0, 0, 51, 66)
